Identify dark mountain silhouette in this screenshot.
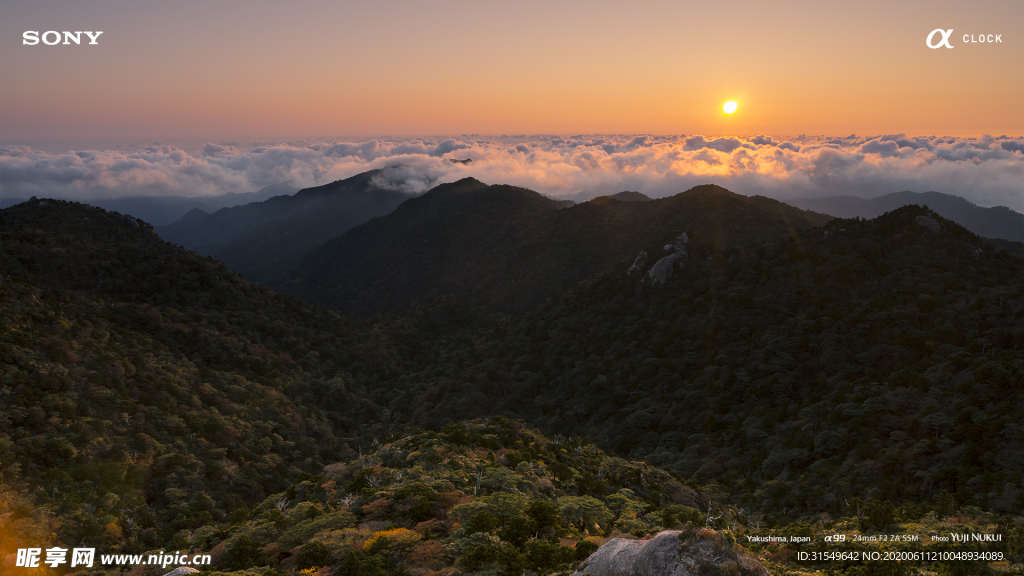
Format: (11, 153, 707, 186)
(275, 179, 832, 314)
(588, 191, 652, 205)
(0, 183, 296, 225)
(786, 191, 1023, 242)
(612, 191, 652, 201)
(157, 169, 413, 283)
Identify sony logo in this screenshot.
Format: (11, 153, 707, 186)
(23, 31, 104, 45)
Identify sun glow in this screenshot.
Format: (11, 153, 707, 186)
(722, 101, 738, 115)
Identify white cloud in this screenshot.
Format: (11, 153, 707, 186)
(1, 134, 1021, 210)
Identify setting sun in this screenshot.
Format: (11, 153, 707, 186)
(722, 101, 738, 115)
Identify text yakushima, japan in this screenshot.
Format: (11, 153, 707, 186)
(22, 31, 103, 45)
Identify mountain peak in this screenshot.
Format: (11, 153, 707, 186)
(785, 190, 1024, 242)
(589, 191, 652, 205)
(178, 206, 209, 222)
(423, 177, 489, 196)
(293, 168, 383, 198)
(612, 191, 652, 202)
(156, 168, 414, 283)
(276, 181, 832, 314)
(677, 183, 739, 197)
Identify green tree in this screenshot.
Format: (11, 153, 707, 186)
(466, 511, 499, 535)
(863, 500, 896, 531)
(221, 535, 261, 570)
(575, 540, 599, 561)
(498, 516, 536, 547)
(558, 496, 613, 532)
(524, 539, 576, 573)
(296, 541, 334, 569)
(528, 500, 562, 531)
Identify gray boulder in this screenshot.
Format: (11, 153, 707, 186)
(647, 254, 679, 286)
(647, 231, 689, 286)
(573, 529, 768, 576)
(915, 215, 942, 233)
(118, 214, 141, 228)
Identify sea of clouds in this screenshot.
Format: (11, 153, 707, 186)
(1, 134, 1021, 209)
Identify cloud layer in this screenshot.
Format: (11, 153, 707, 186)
(2, 134, 1021, 210)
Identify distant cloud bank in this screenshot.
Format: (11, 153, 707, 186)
(2, 134, 1021, 210)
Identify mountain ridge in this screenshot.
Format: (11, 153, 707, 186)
(276, 181, 833, 315)
(786, 190, 1024, 242)
(0, 183, 297, 226)
(157, 169, 414, 283)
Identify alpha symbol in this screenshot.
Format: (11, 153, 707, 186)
(926, 29, 954, 49)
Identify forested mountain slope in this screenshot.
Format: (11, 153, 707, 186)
(787, 191, 1024, 242)
(2, 196, 1021, 573)
(0, 198, 405, 550)
(277, 180, 831, 315)
(383, 206, 1024, 517)
(157, 169, 412, 283)
(0, 183, 296, 227)
(165, 418, 717, 576)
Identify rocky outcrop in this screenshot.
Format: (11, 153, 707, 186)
(628, 250, 649, 276)
(573, 528, 768, 576)
(647, 232, 689, 286)
(162, 568, 199, 576)
(115, 213, 160, 235)
(915, 215, 943, 233)
(648, 254, 680, 286)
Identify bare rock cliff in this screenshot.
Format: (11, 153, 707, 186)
(573, 528, 768, 576)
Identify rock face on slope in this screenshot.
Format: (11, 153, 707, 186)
(647, 232, 689, 286)
(573, 528, 768, 576)
(162, 568, 199, 576)
(915, 215, 943, 233)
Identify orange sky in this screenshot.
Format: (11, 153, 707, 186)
(0, 0, 1021, 141)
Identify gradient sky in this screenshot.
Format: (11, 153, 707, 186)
(1, 0, 1022, 142)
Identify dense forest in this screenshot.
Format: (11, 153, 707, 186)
(0, 199, 409, 554)
(382, 206, 1024, 520)
(1, 192, 1021, 575)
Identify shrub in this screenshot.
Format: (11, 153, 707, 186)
(295, 541, 334, 569)
(221, 535, 261, 570)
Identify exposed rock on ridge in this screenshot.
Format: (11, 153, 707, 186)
(573, 528, 768, 576)
(647, 232, 689, 286)
(915, 215, 943, 233)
